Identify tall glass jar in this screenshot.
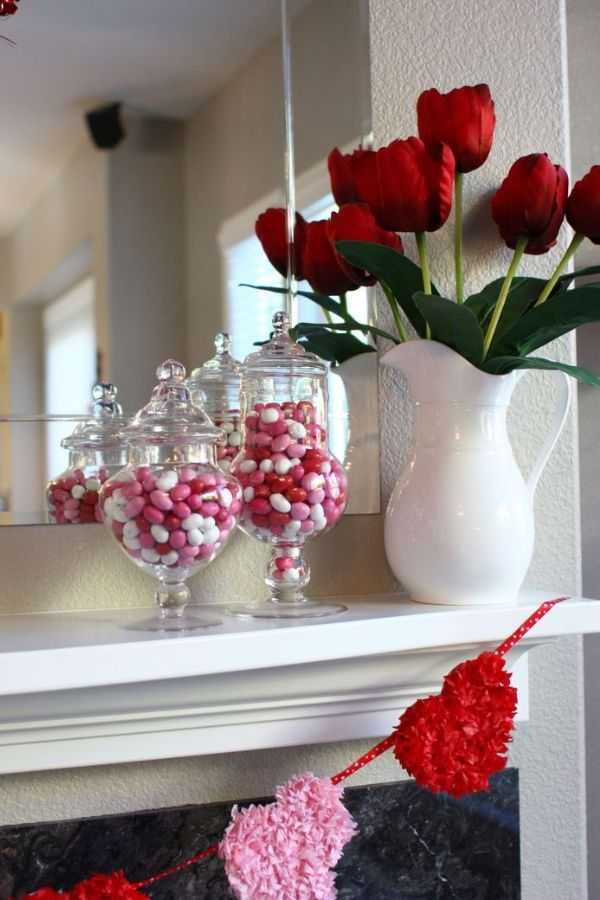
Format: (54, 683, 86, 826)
(231, 312, 348, 619)
(99, 360, 242, 632)
(46, 383, 129, 525)
(187, 332, 242, 473)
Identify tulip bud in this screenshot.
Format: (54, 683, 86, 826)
(566, 166, 600, 243)
(491, 154, 568, 254)
(417, 84, 495, 174)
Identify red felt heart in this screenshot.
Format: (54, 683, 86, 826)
(393, 651, 518, 798)
(23, 872, 147, 899)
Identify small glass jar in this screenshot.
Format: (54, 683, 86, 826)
(230, 312, 348, 619)
(99, 359, 242, 632)
(187, 332, 243, 473)
(46, 383, 129, 525)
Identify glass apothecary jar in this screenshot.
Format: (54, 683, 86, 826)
(99, 359, 242, 632)
(231, 312, 348, 619)
(187, 332, 243, 473)
(46, 383, 129, 525)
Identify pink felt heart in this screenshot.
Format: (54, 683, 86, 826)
(393, 650, 518, 798)
(219, 773, 357, 900)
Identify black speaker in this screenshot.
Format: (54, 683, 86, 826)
(85, 102, 125, 150)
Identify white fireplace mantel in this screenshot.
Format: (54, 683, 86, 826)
(0, 591, 597, 775)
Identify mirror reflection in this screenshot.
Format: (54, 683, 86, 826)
(0, 0, 376, 525)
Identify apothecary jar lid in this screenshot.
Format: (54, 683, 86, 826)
(61, 382, 129, 452)
(126, 359, 222, 446)
(243, 311, 327, 378)
(187, 332, 242, 392)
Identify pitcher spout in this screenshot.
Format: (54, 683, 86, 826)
(381, 339, 515, 406)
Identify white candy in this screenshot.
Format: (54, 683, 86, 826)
(123, 536, 141, 551)
(112, 488, 126, 505)
(220, 459, 232, 472)
(313, 517, 327, 531)
(239, 459, 258, 474)
(274, 458, 292, 476)
(85, 478, 101, 492)
(284, 520, 302, 534)
(321, 461, 332, 475)
(201, 516, 216, 530)
(287, 458, 301, 468)
(161, 551, 179, 567)
(203, 526, 221, 545)
(283, 568, 300, 582)
(287, 421, 306, 440)
(219, 488, 233, 508)
(243, 487, 255, 502)
(151, 524, 169, 544)
(182, 513, 204, 531)
(310, 503, 325, 522)
(260, 407, 280, 424)
(112, 507, 129, 523)
(259, 459, 274, 473)
(156, 470, 178, 492)
(228, 431, 242, 447)
(71, 485, 85, 499)
(141, 548, 160, 563)
(123, 521, 139, 539)
(222, 422, 235, 433)
(187, 528, 205, 546)
(270, 493, 291, 513)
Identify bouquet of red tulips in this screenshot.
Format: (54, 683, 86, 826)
(252, 83, 600, 384)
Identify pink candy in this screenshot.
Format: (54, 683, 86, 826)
(46, 467, 110, 525)
(101, 465, 242, 572)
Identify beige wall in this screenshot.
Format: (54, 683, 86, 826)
(370, 1, 585, 898)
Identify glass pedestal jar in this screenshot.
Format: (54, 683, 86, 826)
(99, 360, 242, 632)
(230, 312, 348, 619)
(187, 333, 242, 474)
(46, 383, 129, 525)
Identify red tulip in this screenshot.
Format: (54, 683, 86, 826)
(255, 208, 307, 279)
(341, 137, 455, 233)
(567, 166, 600, 243)
(302, 203, 403, 296)
(327, 146, 375, 206)
(491, 154, 568, 254)
(417, 84, 495, 174)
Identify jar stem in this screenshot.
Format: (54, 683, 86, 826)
(266, 543, 311, 607)
(156, 581, 192, 620)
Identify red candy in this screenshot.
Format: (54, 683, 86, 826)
(46, 468, 110, 525)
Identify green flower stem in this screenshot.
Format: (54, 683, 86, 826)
(483, 236, 528, 358)
(415, 232, 432, 337)
(324, 308, 334, 325)
(382, 282, 408, 343)
(534, 233, 585, 306)
(454, 173, 464, 303)
(340, 292, 348, 317)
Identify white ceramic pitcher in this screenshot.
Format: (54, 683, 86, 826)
(382, 340, 571, 606)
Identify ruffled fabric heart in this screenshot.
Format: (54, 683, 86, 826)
(23, 872, 147, 899)
(219, 773, 357, 900)
(393, 651, 518, 797)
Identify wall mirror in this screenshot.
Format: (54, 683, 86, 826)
(0, 0, 378, 526)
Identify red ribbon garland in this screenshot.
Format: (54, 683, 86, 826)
(21, 597, 566, 898)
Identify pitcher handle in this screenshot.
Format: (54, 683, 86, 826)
(524, 370, 572, 499)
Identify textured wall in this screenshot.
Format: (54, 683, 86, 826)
(567, 0, 600, 893)
(369, 1, 585, 899)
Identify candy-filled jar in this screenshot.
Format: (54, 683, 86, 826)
(99, 360, 242, 631)
(46, 383, 129, 525)
(231, 312, 348, 619)
(187, 332, 242, 474)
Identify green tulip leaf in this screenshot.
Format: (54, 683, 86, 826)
(558, 265, 600, 287)
(240, 283, 346, 319)
(291, 324, 375, 365)
(336, 241, 436, 336)
(493, 285, 600, 357)
(482, 354, 600, 386)
(413, 292, 484, 364)
(465, 276, 547, 340)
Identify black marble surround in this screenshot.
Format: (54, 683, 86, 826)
(0, 769, 520, 899)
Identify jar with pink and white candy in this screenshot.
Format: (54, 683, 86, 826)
(46, 383, 129, 525)
(187, 332, 242, 474)
(230, 311, 348, 620)
(99, 359, 242, 632)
